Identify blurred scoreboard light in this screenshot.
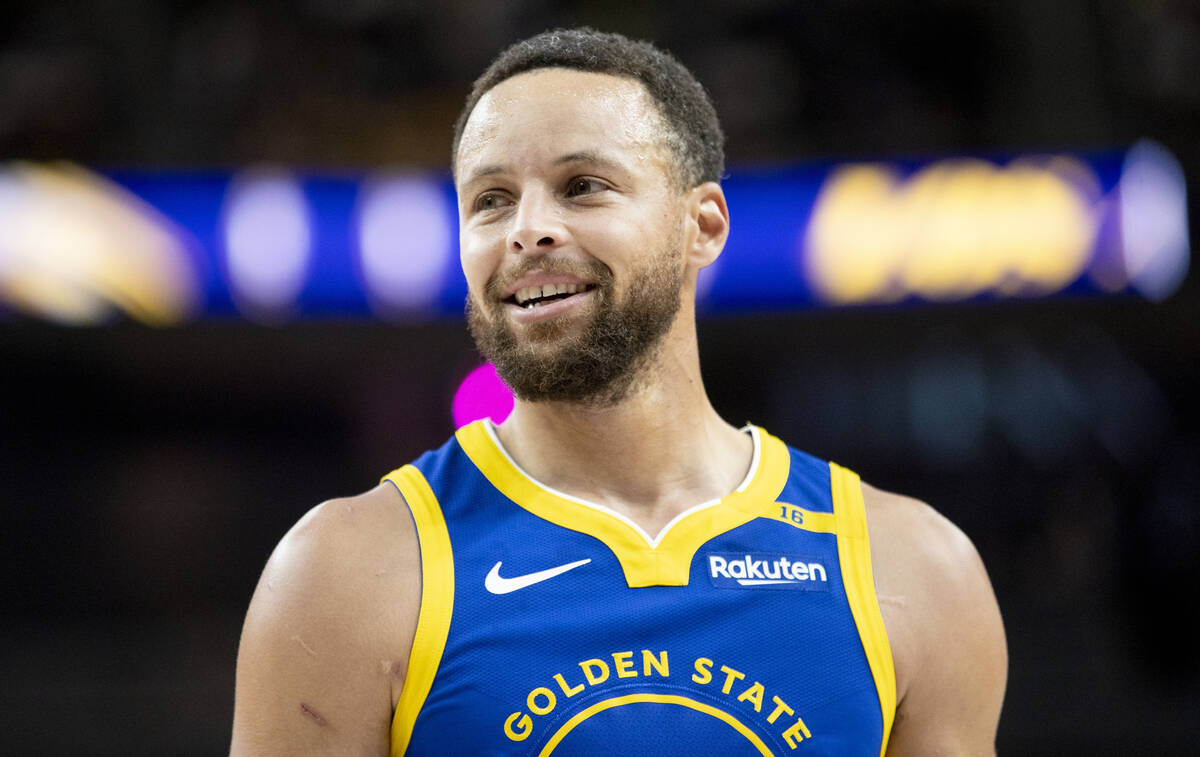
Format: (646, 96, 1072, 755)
(1115, 141, 1191, 301)
(802, 157, 1100, 304)
(0, 142, 1188, 324)
(798, 140, 1189, 307)
(221, 169, 313, 322)
(354, 174, 456, 319)
(0, 163, 200, 325)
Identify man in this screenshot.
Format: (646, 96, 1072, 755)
(232, 28, 1006, 756)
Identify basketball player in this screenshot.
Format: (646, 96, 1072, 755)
(232, 28, 1006, 755)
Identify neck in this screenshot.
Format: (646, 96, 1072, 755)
(492, 315, 753, 537)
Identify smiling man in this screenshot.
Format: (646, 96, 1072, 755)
(232, 28, 1007, 756)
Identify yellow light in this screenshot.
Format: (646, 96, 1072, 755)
(803, 164, 907, 304)
(804, 156, 1100, 305)
(0, 162, 199, 325)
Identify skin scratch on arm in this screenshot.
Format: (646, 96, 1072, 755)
(299, 702, 330, 727)
(292, 635, 318, 658)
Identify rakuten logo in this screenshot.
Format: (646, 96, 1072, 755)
(707, 553, 830, 591)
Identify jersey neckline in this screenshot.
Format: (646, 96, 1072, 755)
(454, 419, 792, 587)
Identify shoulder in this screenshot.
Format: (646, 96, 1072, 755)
(253, 483, 421, 639)
(860, 482, 1007, 755)
(267, 483, 421, 622)
(271, 483, 419, 586)
(861, 483, 987, 601)
(231, 483, 421, 755)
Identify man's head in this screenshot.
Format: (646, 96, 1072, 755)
(454, 30, 729, 406)
(453, 28, 724, 190)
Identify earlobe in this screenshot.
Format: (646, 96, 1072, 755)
(687, 182, 730, 270)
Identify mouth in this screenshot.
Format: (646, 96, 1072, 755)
(505, 282, 597, 309)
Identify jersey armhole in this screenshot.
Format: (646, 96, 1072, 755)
(830, 462, 897, 756)
(382, 464, 455, 757)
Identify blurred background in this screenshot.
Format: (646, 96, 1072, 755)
(1, 0, 1198, 754)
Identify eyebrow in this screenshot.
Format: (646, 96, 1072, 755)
(462, 164, 504, 186)
(462, 151, 626, 186)
(553, 151, 623, 171)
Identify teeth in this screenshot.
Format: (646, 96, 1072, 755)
(513, 283, 582, 305)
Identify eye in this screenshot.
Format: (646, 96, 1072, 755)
(565, 176, 607, 197)
(473, 191, 513, 212)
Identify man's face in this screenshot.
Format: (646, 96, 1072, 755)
(455, 68, 687, 405)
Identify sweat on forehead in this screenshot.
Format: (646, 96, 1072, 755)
(455, 68, 675, 181)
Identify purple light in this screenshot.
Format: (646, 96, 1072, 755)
(452, 363, 514, 428)
(356, 175, 452, 316)
(1118, 140, 1190, 302)
(222, 170, 312, 321)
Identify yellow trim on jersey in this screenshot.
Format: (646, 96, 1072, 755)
(763, 504, 838, 534)
(383, 464, 455, 757)
(539, 693, 772, 756)
(829, 462, 897, 756)
(455, 421, 791, 587)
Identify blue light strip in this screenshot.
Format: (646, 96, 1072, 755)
(0, 143, 1187, 325)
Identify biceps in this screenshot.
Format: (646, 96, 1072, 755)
(887, 582, 1007, 755)
(231, 586, 393, 755)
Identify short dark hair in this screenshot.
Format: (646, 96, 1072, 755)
(452, 27, 724, 189)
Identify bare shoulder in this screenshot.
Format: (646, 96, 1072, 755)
(861, 483, 986, 602)
(861, 482, 1007, 756)
(231, 482, 421, 756)
(266, 483, 420, 591)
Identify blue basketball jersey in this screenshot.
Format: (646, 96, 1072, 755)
(384, 420, 895, 756)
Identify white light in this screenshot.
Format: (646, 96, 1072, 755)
(0, 163, 198, 325)
(356, 176, 452, 316)
(0, 172, 28, 281)
(222, 170, 312, 319)
(1119, 140, 1190, 302)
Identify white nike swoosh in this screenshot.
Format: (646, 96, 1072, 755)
(485, 558, 592, 594)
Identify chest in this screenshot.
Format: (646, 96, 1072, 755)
(389, 424, 892, 755)
(409, 497, 882, 755)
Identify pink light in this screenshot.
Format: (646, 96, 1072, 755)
(452, 363, 514, 428)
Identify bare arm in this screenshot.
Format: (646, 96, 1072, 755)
(865, 485, 1008, 756)
(231, 484, 421, 756)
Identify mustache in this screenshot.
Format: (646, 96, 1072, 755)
(483, 257, 613, 301)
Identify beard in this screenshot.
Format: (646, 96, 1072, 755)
(467, 238, 684, 407)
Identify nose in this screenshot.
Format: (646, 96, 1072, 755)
(505, 187, 566, 254)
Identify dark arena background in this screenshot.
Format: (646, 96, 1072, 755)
(2, 2, 1198, 754)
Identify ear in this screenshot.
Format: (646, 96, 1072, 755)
(684, 181, 730, 271)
